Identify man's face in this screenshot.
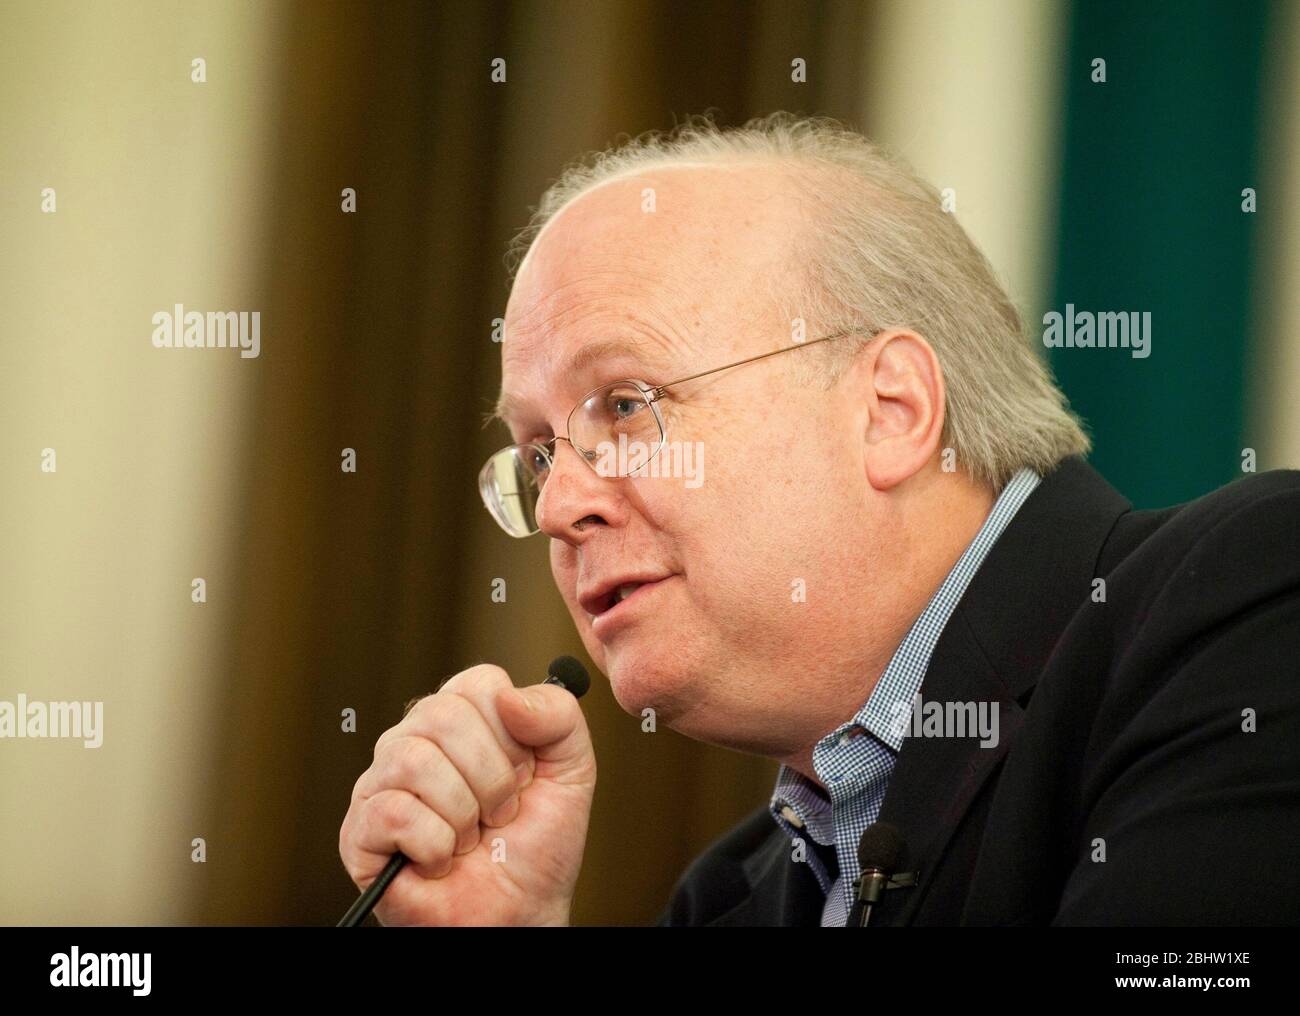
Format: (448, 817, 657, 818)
(498, 164, 882, 755)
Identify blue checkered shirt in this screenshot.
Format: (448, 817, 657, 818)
(768, 467, 1041, 925)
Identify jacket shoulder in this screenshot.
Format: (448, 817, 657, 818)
(1099, 468, 1300, 588)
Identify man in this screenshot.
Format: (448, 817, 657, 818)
(338, 113, 1300, 925)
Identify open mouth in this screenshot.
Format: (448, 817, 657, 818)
(586, 575, 674, 632)
(604, 582, 645, 611)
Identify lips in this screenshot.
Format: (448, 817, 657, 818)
(578, 573, 674, 618)
(585, 575, 675, 640)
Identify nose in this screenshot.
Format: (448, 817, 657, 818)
(534, 436, 626, 542)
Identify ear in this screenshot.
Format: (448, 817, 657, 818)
(853, 330, 946, 491)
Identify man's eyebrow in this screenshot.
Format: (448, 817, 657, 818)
(489, 337, 667, 428)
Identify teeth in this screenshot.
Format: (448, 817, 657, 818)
(612, 582, 642, 605)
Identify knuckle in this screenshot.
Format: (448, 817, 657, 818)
(410, 817, 457, 874)
(372, 718, 408, 760)
(400, 693, 431, 720)
(375, 789, 417, 834)
(424, 692, 478, 741)
(387, 737, 435, 787)
(406, 693, 442, 727)
(352, 791, 395, 850)
(459, 663, 512, 697)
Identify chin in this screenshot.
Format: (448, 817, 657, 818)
(604, 659, 653, 715)
(603, 652, 685, 723)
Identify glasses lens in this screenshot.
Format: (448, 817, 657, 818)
(479, 444, 549, 537)
(571, 381, 663, 476)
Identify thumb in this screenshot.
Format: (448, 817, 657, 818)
(496, 684, 592, 778)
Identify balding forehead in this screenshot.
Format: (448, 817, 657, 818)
(496, 161, 813, 428)
(517, 159, 804, 275)
(509, 162, 807, 330)
(540, 159, 792, 230)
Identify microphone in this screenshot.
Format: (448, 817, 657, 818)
(336, 655, 590, 927)
(541, 654, 590, 697)
(845, 821, 917, 927)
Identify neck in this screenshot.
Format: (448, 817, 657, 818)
(774, 468, 996, 787)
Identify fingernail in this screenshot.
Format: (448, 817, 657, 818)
(489, 796, 519, 825)
(515, 761, 533, 790)
(454, 826, 481, 855)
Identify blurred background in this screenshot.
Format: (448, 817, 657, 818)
(1, 0, 1296, 925)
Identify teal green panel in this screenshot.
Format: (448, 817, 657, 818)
(1050, 0, 1269, 508)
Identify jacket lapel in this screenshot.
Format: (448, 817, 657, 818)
(701, 829, 826, 926)
(869, 457, 1131, 924)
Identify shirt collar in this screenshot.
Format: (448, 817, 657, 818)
(769, 467, 1042, 818)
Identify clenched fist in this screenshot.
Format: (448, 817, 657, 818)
(339, 663, 596, 925)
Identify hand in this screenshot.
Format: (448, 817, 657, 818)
(339, 663, 596, 925)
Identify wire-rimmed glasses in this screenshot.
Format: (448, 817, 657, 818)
(479, 327, 874, 537)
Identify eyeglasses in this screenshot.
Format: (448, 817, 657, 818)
(479, 327, 876, 537)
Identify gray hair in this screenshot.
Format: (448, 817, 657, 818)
(505, 112, 1090, 491)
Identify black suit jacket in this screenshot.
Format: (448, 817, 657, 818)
(656, 456, 1300, 925)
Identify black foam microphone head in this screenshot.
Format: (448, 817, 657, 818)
(546, 655, 590, 699)
(857, 821, 904, 873)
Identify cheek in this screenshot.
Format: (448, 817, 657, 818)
(550, 542, 578, 606)
(669, 473, 783, 607)
(681, 436, 847, 606)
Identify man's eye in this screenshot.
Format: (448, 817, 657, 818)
(514, 442, 549, 476)
(604, 389, 646, 419)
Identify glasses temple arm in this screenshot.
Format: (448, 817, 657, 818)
(649, 328, 868, 397)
